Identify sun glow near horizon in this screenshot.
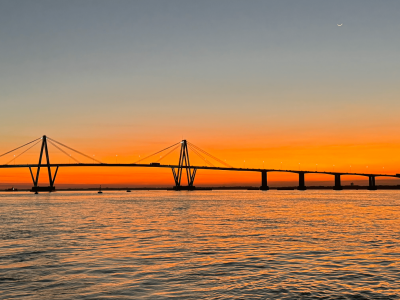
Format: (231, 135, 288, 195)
(1, 1, 400, 188)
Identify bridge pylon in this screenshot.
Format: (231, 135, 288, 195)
(172, 140, 197, 190)
(29, 135, 58, 193)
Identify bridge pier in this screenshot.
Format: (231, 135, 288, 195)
(333, 174, 342, 190)
(260, 171, 269, 190)
(368, 175, 377, 190)
(297, 172, 307, 190)
(31, 186, 56, 193)
(172, 185, 196, 191)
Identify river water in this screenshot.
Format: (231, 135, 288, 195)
(0, 190, 399, 299)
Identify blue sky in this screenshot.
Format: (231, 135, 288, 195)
(1, 0, 399, 146)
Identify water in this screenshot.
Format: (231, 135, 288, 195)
(1, 190, 399, 299)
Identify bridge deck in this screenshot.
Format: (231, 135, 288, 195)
(0, 163, 398, 178)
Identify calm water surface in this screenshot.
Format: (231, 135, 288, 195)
(0, 190, 399, 299)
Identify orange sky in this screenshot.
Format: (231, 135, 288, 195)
(1, 135, 400, 188)
(1, 2, 400, 188)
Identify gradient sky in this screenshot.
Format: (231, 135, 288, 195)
(1, 0, 400, 187)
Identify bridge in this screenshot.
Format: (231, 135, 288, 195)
(0, 135, 399, 193)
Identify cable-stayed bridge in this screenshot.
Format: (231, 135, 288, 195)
(0, 135, 399, 193)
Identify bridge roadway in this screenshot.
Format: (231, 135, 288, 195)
(0, 162, 397, 178)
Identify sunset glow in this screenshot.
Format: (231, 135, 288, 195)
(1, 1, 400, 188)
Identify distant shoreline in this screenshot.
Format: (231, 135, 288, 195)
(2, 185, 400, 192)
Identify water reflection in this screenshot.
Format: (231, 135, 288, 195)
(1, 191, 399, 299)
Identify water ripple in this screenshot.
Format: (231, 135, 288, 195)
(0, 190, 399, 299)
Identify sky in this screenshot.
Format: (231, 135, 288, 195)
(1, 0, 400, 188)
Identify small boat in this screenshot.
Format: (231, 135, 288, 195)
(98, 185, 103, 194)
(127, 190, 131, 192)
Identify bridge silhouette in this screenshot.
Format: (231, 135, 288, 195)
(0, 135, 399, 193)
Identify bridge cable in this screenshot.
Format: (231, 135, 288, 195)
(47, 140, 81, 164)
(0, 137, 42, 159)
(47, 137, 103, 164)
(187, 142, 232, 168)
(188, 142, 229, 167)
(190, 146, 215, 167)
(4, 140, 42, 165)
(187, 144, 215, 167)
(133, 142, 181, 164)
(155, 144, 181, 163)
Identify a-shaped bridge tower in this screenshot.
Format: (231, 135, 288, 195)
(171, 140, 197, 190)
(29, 135, 58, 193)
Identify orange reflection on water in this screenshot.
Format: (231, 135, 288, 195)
(1, 190, 399, 298)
